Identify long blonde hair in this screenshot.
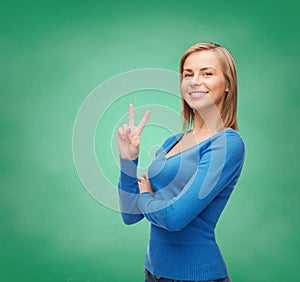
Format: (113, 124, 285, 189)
(180, 42, 238, 131)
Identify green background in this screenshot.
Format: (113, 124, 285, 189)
(1, 0, 299, 281)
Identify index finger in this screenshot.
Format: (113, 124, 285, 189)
(129, 104, 134, 128)
(137, 110, 151, 129)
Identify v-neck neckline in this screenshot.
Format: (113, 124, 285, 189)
(165, 128, 234, 160)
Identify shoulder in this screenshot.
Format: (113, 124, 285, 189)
(223, 129, 245, 162)
(207, 129, 245, 160)
(161, 132, 184, 149)
(212, 128, 244, 147)
(224, 128, 245, 151)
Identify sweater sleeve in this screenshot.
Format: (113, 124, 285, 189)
(118, 157, 144, 224)
(137, 134, 245, 232)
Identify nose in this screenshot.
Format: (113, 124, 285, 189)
(192, 73, 202, 85)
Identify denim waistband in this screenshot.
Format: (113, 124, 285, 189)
(144, 269, 232, 282)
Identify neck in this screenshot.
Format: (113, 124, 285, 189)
(192, 106, 223, 136)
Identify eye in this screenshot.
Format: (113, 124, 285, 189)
(183, 73, 193, 78)
(204, 72, 213, 76)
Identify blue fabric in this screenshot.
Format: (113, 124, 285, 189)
(118, 129, 245, 281)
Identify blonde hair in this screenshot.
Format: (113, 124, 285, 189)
(180, 42, 238, 131)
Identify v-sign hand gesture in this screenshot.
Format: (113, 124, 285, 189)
(118, 104, 151, 160)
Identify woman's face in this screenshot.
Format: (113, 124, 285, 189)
(181, 50, 228, 113)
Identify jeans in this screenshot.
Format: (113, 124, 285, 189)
(144, 269, 232, 282)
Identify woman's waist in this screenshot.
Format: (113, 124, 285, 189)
(145, 240, 227, 280)
(150, 222, 216, 245)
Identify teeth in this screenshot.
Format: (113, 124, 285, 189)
(190, 92, 207, 97)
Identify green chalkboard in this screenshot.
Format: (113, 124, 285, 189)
(1, 1, 299, 281)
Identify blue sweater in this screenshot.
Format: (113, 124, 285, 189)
(118, 129, 245, 281)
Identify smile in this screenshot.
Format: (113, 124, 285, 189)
(189, 91, 208, 98)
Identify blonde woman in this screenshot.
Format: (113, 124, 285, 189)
(118, 42, 245, 282)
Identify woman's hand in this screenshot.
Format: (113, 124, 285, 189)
(118, 104, 151, 160)
(138, 174, 154, 194)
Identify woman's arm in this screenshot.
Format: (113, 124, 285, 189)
(118, 158, 144, 224)
(117, 104, 150, 225)
(137, 133, 245, 232)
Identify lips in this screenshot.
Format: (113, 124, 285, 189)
(189, 91, 208, 98)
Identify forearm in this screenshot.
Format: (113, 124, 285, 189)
(118, 157, 144, 224)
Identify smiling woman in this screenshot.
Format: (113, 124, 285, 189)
(181, 51, 228, 114)
(117, 42, 245, 282)
(180, 43, 238, 132)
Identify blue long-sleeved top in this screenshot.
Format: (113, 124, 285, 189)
(118, 128, 245, 281)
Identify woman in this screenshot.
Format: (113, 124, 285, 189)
(117, 42, 245, 282)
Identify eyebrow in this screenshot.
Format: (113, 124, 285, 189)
(183, 67, 216, 72)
